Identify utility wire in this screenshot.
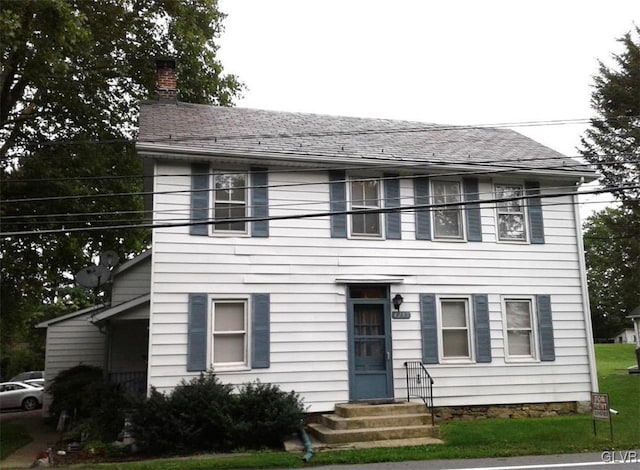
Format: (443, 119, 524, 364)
(0, 157, 600, 205)
(5, 115, 640, 148)
(2, 183, 637, 237)
(2, 191, 616, 225)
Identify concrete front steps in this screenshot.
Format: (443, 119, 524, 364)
(306, 401, 441, 448)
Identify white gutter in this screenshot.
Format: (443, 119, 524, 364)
(136, 142, 598, 180)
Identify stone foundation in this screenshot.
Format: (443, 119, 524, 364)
(435, 401, 582, 422)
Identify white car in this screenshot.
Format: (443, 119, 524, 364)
(0, 381, 43, 411)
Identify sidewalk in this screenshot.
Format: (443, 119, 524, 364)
(1, 412, 59, 469)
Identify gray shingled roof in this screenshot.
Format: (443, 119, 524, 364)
(137, 101, 595, 178)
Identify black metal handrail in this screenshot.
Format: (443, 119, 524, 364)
(108, 370, 147, 397)
(404, 361, 435, 425)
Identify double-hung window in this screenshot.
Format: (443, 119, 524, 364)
(440, 298, 472, 360)
(495, 184, 526, 241)
(432, 181, 463, 239)
(213, 173, 247, 233)
(350, 178, 381, 237)
(212, 300, 247, 367)
(504, 299, 535, 359)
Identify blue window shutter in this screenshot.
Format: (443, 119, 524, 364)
(420, 294, 439, 364)
(251, 167, 269, 237)
(525, 181, 545, 244)
(414, 177, 431, 240)
(252, 293, 270, 368)
(329, 170, 347, 238)
(187, 293, 208, 372)
(473, 294, 491, 363)
(463, 177, 482, 242)
(536, 294, 555, 361)
(190, 163, 209, 236)
(385, 174, 401, 239)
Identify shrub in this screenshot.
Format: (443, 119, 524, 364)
(48, 364, 104, 421)
(88, 382, 135, 441)
(231, 381, 306, 449)
(48, 364, 134, 442)
(131, 373, 235, 455)
(130, 373, 306, 456)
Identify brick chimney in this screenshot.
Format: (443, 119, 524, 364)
(156, 58, 177, 101)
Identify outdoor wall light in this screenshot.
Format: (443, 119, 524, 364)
(392, 293, 404, 311)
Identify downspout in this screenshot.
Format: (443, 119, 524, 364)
(299, 427, 314, 462)
(572, 192, 598, 392)
(102, 320, 111, 382)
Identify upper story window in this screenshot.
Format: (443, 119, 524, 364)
(213, 173, 247, 233)
(495, 184, 526, 241)
(350, 178, 381, 237)
(432, 180, 463, 239)
(212, 300, 248, 367)
(440, 298, 472, 360)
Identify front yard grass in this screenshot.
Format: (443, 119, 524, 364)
(0, 422, 33, 461)
(27, 344, 640, 469)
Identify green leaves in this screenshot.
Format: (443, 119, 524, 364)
(580, 26, 640, 203)
(0, 0, 243, 373)
(583, 206, 640, 338)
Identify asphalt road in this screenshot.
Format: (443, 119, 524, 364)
(314, 452, 640, 469)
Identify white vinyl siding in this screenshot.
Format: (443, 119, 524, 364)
(148, 162, 595, 412)
(40, 311, 105, 414)
(350, 178, 381, 237)
(110, 253, 151, 305)
(495, 184, 526, 241)
(432, 180, 463, 239)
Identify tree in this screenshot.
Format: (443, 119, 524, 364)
(0, 0, 243, 376)
(583, 207, 640, 339)
(580, 26, 640, 202)
(580, 27, 640, 339)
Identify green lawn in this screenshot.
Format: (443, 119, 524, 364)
(8, 344, 640, 469)
(0, 422, 33, 461)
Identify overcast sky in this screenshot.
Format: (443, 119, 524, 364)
(217, 0, 639, 217)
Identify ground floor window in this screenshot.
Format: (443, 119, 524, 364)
(440, 298, 472, 360)
(212, 300, 247, 366)
(504, 298, 535, 359)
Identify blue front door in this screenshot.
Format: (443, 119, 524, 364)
(347, 285, 394, 401)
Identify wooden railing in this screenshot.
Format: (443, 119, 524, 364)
(403, 361, 435, 425)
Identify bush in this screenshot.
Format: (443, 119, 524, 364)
(130, 373, 305, 456)
(48, 364, 104, 421)
(48, 364, 134, 442)
(131, 374, 235, 455)
(232, 381, 305, 449)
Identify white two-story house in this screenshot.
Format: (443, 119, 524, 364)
(39, 61, 598, 419)
(129, 60, 599, 415)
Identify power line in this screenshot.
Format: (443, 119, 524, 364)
(4, 114, 639, 153)
(0, 164, 583, 205)
(2, 183, 637, 237)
